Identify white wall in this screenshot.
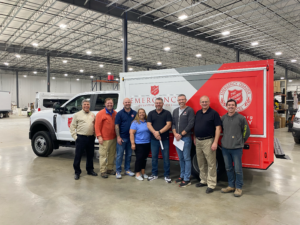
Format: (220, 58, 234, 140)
(0, 71, 119, 108)
(287, 80, 300, 92)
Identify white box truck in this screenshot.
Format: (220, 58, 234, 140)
(0, 91, 11, 118)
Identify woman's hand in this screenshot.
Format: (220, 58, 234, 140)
(131, 143, 136, 150)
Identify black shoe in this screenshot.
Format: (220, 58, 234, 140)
(87, 171, 98, 176)
(206, 187, 214, 194)
(101, 173, 108, 178)
(74, 174, 80, 180)
(179, 180, 191, 188)
(175, 177, 183, 183)
(195, 183, 207, 187)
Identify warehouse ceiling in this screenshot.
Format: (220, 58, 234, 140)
(0, 0, 299, 80)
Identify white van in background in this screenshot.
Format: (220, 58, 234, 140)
(0, 91, 11, 118)
(35, 92, 75, 112)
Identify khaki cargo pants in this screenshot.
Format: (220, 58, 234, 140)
(99, 138, 117, 173)
(195, 138, 217, 189)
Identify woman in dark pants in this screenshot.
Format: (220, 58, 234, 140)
(130, 108, 151, 181)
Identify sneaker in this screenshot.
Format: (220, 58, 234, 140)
(142, 174, 148, 179)
(107, 170, 116, 175)
(234, 188, 242, 197)
(116, 172, 122, 179)
(195, 183, 207, 188)
(125, 170, 135, 177)
(164, 176, 172, 183)
(175, 177, 183, 183)
(147, 175, 158, 181)
(221, 186, 235, 193)
(135, 175, 143, 181)
(179, 180, 191, 188)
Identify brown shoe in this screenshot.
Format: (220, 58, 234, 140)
(221, 186, 235, 193)
(234, 189, 242, 197)
(107, 170, 116, 175)
(101, 173, 108, 178)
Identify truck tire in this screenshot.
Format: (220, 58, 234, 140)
(0, 113, 3, 118)
(5, 113, 9, 117)
(191, 146, 227, 182)
(32, 131, 54, 157)
(294, 137, 300, 144)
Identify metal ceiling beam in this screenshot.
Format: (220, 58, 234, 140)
(56, 0, 300, 75)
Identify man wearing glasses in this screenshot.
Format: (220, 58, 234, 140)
(220, 99, 250, 197)
(194, 96, 222, 194)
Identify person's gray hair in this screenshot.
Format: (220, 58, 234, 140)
(178, 94, 186, 99)
(155, 97, 163, 102)
(81, 99, 90, 105)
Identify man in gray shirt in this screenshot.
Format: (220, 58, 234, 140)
(221, 99, 250, 197)
(172, 94, 195, 187)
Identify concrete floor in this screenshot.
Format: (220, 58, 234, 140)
(0, 116, 300, 225)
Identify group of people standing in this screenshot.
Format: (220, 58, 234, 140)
(70, 94, 250, 197)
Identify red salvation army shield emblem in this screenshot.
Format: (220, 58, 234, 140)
(228, 89, 243, 104)
(68, 118, 73, 128)
(151, 85, 159, 96)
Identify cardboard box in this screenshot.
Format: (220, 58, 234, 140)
(280, 117, 286, 128)
(274, 81, 280, 87)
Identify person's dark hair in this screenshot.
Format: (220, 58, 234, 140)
(226, 99, 237, 106)
(155, 97, 163, 102)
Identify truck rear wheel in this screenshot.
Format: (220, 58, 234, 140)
(32, 131, 54, 157)
(294, 137, 300, 144)
(0, 113, 3, 118)
(191, 146, 227, 182)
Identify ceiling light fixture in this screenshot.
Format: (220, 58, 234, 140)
(77, 78, 80, 81)
(221, 31, 230, 36)
(32, 43, 38, 47)
(59, 24, 67, 29)
(196, 54, 202, 58)
(129, 68, 133, 71)
(86, 50, 92, 55)
(275, 52, 282, 56)
(16, 54, 21, 58)
(64, 74, 68, 76)
(4, 62, 9, 66)
(99, 64, 104, 68)
(90, 76, 94, 78)
(157, 61, 162, 66)
(127, 57, 132, 61)
(63, 60, 67, 63)
(23, 75, 27, 77)
(33, 71, 37, 74)
(251, 41, 258, 46)
(80, 69, 84, 72)
(291, 59, 297, 63)
(164, 46, 170, 51)
(107, 72, 111, 75)
(52, 77, 55, 79)
(280, 77, 284, 80)
(121, 38, 124, 41)
(178, 14, 188, 20)
(116, 78, 119, 81)
(289, 80, 292, 82)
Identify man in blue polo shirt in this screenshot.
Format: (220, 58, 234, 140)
(115, 98, 137, 179)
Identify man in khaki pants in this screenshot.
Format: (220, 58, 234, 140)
(194, 96, 221, 194)
(95, 98, 117, 178)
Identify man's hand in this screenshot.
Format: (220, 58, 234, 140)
(117, 136, 123, 145)
(131, 143, 136, 150)
(155, 135, 161, 141)
(174, 133, 181, 141)
(153, 131, 160, 139)
(98, 136, 103, 145)
(211, 142, 217, 151)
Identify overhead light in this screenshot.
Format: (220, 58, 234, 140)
(121, 38, 124, 41)
(4, 62, 9, 66)
(99, 64, 104, 68)
(77, 78, 80, 81)
(86, 50, 92, 55)
(178, 15, 188, 20)
(275, 52, 282, 56)
(63, 60, 67, 63)
(289, 80, 292, 82)
(33, 71, 37, 74)
(291, 59, 297, 63)
(127, 57, 132, 61)
(52, 77, 55, 79)
(107, 72, 111, 75)
(196, 54, 202, 58)
(59, 24, 67, 29)
(32, 43, 38, 47)
(164, 46, 170, 51)
(251, 41, 258, 46)
(116, 78, 119, 80)
(281, 77, 284, 80)
(23, 75, 27, 77)
(90, 76, 94, 78)
(80, 69, 84, 72)
(157, 61, 162, 66)
(64, 74, 68, 76)
(221, 31, 230, 36)
(16, 54, 21, 58)
(129, 68, 133, 71)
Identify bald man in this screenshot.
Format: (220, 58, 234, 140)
(194, 96, 222, 194)
(115, 98, 137, 179)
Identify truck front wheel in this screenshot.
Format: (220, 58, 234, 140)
(32, 131, 54, 157)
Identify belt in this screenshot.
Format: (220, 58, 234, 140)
(77, 134, 94, 137)
(196, 136, 214, 140)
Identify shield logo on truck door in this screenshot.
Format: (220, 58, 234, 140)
(151, 86, 159, 96)
(228, 89, 243, 104)
(68, 118, 73, 128)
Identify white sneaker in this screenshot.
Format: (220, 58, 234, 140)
(143, 174, 148, 179)
(148, 175, 158, 181)
(164, 176, 172, 183)
(135, 175, 143, 181)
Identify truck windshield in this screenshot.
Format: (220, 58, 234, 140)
(95, 94, 118, 111)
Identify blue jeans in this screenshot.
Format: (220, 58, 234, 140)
(116, 138, 132, 173)
(151, 139, 170, 177)
(175, 136, 192, 181)
(222, 147, 243, 189)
